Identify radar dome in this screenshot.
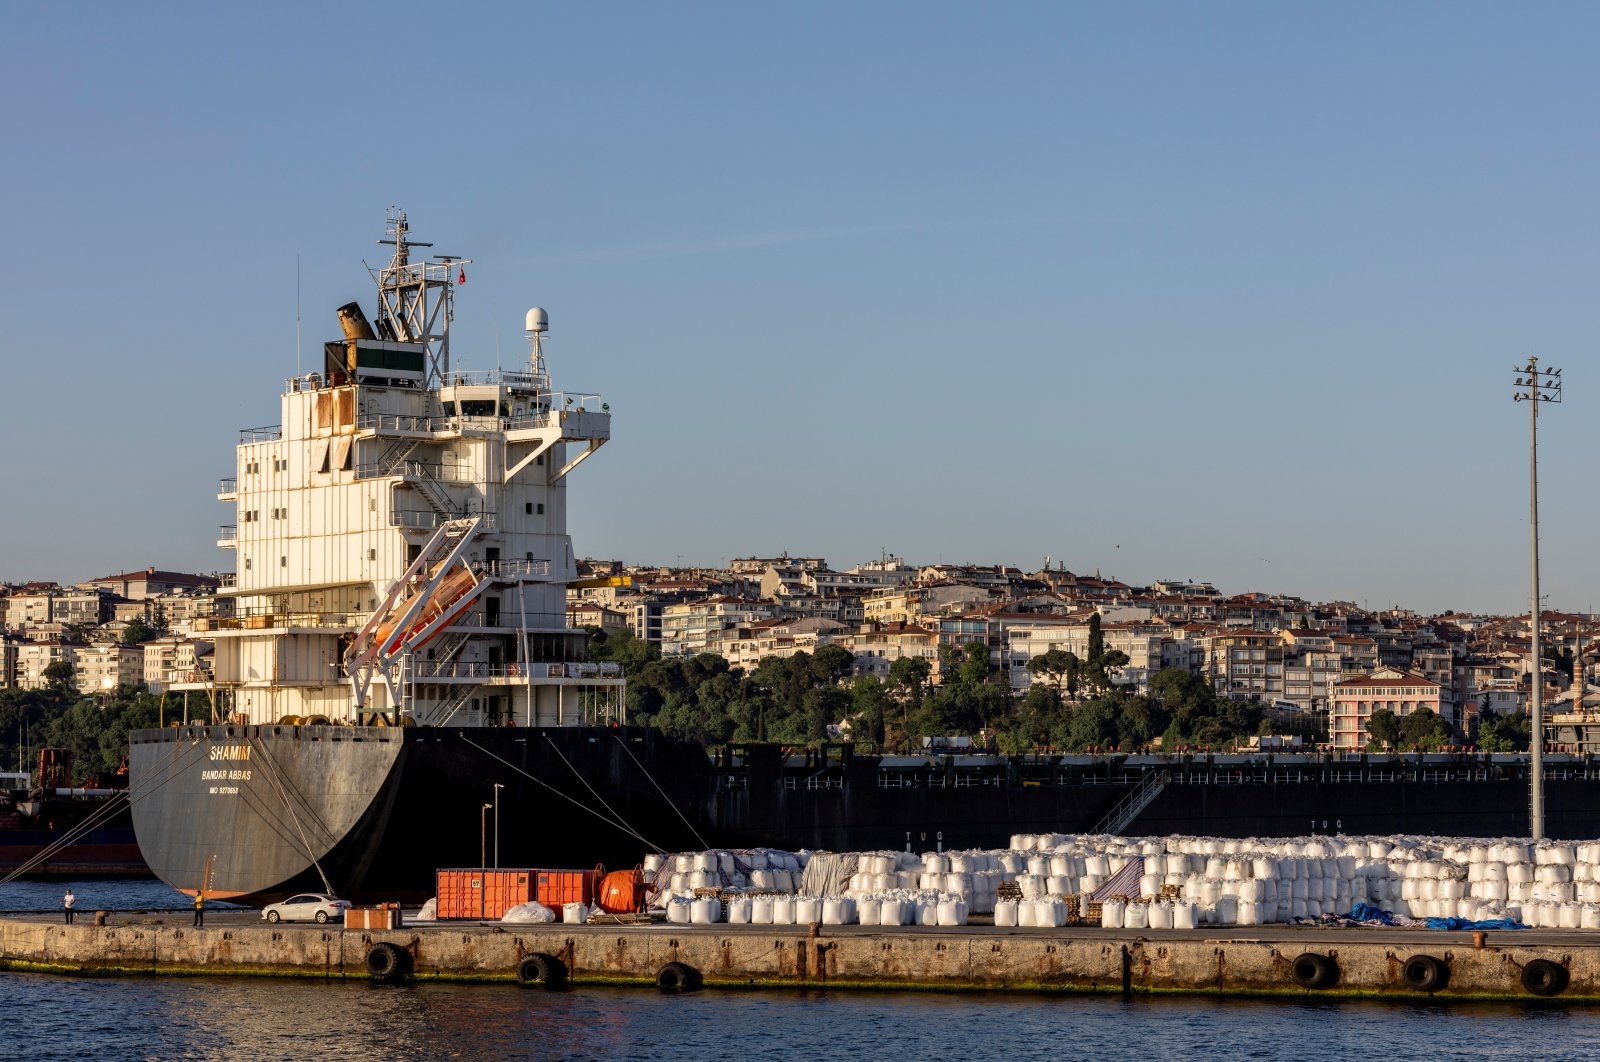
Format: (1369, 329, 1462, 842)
(525, 307, 549, 333)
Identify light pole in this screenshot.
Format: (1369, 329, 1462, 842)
(493, 783, 505, 868)
(480, 803, 492, 867)
(1513, 356, 1561, 839)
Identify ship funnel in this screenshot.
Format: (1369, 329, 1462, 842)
(337, 301, 377, 341)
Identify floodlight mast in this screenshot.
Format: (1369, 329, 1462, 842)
(1513, 355, 1561, 839)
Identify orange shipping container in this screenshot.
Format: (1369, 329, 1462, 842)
(435, 868, 536, 920)
(534, 865, 606, 909)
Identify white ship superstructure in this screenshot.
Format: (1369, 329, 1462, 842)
(199, 210, 621, 727)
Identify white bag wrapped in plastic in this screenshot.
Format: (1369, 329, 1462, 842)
(502, 901, 556, 924)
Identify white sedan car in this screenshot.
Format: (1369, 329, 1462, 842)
(261, 893, 351, 924)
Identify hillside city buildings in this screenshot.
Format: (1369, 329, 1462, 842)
(3, 553, 1590, 751)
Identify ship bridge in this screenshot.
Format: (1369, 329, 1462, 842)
(200, 210, 622, 731)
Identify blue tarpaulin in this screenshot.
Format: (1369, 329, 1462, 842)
(1299, 902, 1526, 931)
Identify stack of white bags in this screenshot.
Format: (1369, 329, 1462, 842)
(641, 834, 1600, 930)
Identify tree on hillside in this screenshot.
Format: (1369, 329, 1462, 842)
(848, 676, 890, 748)
(1366, 708, 1401, 750)
(1477, 706, 1529, 753)
(888, 656, 931, 709)
(1398, 707, 1453, 750)
(42, 687, 160, 782)
(1027, 649, 1080, 696)
(585, 627, 661, 672)
(43, 661, 76, 692)
(122, 618, 159, 646)
(811, 644, 855, 685)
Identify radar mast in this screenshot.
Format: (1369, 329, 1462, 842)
(372, 207, 471, 387)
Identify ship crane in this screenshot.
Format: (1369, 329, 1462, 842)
(344, 516, 489, 718)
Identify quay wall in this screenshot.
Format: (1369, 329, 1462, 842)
(2, 919, 1597, 1001)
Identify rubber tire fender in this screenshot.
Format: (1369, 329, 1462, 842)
(1290, 952, 1337, 990)
(1401, 954, 1447, 992)
(1522, 959, 1568, 997)
(366, 941, 411, 981)
(518, 952, 567, 989)
(655, 961, 699, 993)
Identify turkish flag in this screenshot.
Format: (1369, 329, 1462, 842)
(458, 268, 467, 285)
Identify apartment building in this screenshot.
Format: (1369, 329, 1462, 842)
(143, 638, 199, 692)
(85, 567, 221, 601)
(862, 584, 993, 626)
(74, 644, 145, 693)
(660, 597, 781, 657)
(1330, 668, 1444, 751)
(1202, 630, 1285, 701)
(833, 623, 939, 679)
(721, 617, 847, 671)
(16, 642, 77, 689)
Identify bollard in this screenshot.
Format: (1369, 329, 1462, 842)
(94, 911, 107, 927)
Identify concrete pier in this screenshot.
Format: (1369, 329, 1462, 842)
(1, 913, 1596, 1002)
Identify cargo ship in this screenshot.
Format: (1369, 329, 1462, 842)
(129, 214, 1597, 905)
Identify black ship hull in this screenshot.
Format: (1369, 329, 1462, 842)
(129, 724, 1600, 905)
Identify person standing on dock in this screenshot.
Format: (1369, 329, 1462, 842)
(193, 891, 205, 927)
(62, 889, 75, 925)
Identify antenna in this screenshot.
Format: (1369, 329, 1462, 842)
(295, 253, 302, 376)
(367, 208, 470, 387)
(525, 307, 550, 393)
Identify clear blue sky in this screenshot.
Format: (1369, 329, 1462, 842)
(2, 2, 1594, 615)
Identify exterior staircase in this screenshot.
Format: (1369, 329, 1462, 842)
(1092, 770, 1170, 835)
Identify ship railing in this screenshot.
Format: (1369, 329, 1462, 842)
(441, 369, 588, 391)
(355, 459, 479, 485)
(354, 412, 448, 435)
(239, 425, 282, 444)
(432, 610, 572, 631)
(217, 573, 236, 588)
(390, 509, 497, 531)
(474, 558, 552, 580)
(218, 477, 237, 495)
(217, 525, 237, 541)
(412, 660, 623, 681)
